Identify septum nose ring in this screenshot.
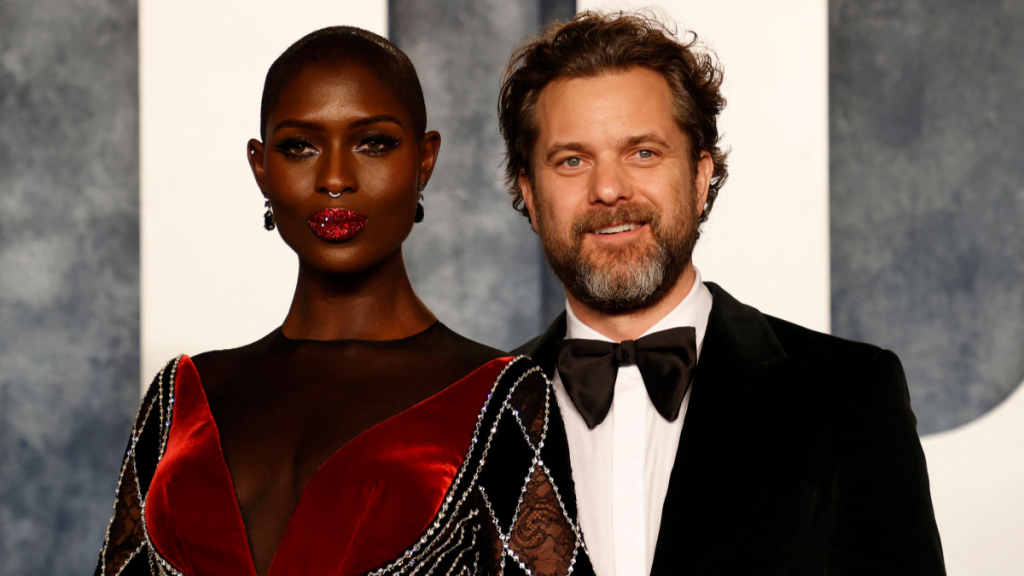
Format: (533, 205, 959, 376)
(328, 191, 341, 198)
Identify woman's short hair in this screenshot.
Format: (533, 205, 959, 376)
(260, 26, 427, 140)
(498, 11, 729, 224)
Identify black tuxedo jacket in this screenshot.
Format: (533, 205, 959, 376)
(511, 282, 945, 575)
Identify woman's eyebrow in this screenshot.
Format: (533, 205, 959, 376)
(271, 115, 405, 136)
(349, 114, 404, 129)
(271, 119, 323, 135)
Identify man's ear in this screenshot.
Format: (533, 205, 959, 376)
(695, 150, 714, 217)
(248, 139, 267, 195)
(518, 171, 540, 233)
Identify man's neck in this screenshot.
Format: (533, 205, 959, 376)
(566, 264, 697, 342)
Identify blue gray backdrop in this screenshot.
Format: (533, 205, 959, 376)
(393, 0, 574, 350)
(0, 0, 139, 573)
(830, 0, 1024, 434)
(1, 0, 1023, 573)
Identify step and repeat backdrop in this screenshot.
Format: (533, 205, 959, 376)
(1, 0, 1021, 573)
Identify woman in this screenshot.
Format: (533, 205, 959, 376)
(93, 27, 557, 576)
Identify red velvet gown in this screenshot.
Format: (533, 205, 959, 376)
(95, 322, 521, 576)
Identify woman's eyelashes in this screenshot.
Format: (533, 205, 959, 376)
(274, 137, 318, 158)
(272, 132, 400, 158)
(355, 133, 401, 154)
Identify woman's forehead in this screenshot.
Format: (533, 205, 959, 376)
(269, 63, 412, 129)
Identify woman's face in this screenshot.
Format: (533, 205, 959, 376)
(248, 63, 439, 275)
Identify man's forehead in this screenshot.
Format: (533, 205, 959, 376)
(534, 68, 678, 146)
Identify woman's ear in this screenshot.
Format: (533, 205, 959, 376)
(418, 130, 442, 187)
(248, 138, 267, 194)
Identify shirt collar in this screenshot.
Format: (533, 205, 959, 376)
(564, 267, 714, 355)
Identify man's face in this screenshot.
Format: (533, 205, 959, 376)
(521, 67, 712, 313)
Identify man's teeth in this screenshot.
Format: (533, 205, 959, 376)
(594, 223, 642, 235)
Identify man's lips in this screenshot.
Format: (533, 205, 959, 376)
(307, 208, 368, 242)
(587, 221, 647, 236)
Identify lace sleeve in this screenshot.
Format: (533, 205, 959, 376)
(94, 357, 181, 576)
(366, 356, 593, 576)
(490, 362, 585, 576)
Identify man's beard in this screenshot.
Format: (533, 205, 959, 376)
(538, 195, 700, 315)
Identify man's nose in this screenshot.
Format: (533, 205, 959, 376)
(317, 146, 357, 197)
(588, 159, 632, 206)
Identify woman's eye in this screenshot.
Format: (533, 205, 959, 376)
(275, 139, 317, 157)
(357, 135, 401, 154)
(564, 157, 582, 168)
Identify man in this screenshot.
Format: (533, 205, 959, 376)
(499, 11, 945, 576)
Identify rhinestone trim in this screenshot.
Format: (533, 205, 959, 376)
(370, 356, 590, 576)
(99, 354, 590, 575)
(97, 356, 182, 576)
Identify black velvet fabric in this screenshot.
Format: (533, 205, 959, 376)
(512, 282, 945, 575)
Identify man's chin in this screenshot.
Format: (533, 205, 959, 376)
(567, 285, 666, 315)
(567, 254, 691, 315)
(579, 237, 657, 266)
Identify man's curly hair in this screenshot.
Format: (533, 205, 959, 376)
(498, 11, 729, 224)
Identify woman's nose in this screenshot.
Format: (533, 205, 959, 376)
(317, 146, 357, 197)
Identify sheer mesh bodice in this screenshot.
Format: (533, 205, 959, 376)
(191, 322, 503, 576)
(96, 322, 503, 576)
(95, 330, 591, 576)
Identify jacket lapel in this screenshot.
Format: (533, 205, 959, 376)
(512, 311, 566, 380)
(650, 282, 790, 574)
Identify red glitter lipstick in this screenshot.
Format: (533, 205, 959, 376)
(307, 208, 368, 242)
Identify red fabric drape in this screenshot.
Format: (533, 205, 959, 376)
(145, 355, 511, 576)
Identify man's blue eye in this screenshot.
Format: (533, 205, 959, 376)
(566, 157, 581, 167)
(638, 150, 653, 158)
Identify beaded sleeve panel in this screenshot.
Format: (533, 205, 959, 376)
(94, 356, 183, 576)
(367, 356, 595, 576)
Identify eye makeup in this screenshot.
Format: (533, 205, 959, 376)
(274, 137, 318, 158)
(355, 133, 401, 154)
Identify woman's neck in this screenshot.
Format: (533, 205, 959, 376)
(280, 248, 436, 341)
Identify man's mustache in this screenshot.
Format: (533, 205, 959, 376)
(570, 204, 661, 238)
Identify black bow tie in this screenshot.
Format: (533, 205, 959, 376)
(554, 327, 698, 430)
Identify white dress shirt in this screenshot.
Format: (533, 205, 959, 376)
(552, 269, 713, 576)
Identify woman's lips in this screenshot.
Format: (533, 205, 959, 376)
(307, 208, 368, 242)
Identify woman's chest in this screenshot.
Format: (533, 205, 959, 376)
(144, 365, 486, 576)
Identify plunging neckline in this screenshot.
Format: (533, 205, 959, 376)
(199, 362, 352, 576)
(144, 354, 511, 576)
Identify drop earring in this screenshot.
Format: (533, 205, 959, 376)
(415, 182, 426, 223)
(263, 197, 276, 231)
